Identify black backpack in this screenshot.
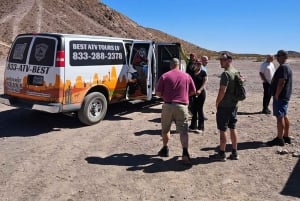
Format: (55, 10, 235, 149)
(233, 72, 246, 101)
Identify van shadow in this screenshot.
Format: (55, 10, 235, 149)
(281, 157, 300, 198)
(0, 100, 162, 137)
(85, 153, 192, 173)
(0, 108, 84, 137)
(105, 100, 162, 121)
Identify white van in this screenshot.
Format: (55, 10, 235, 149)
(0, 33, 184, 125)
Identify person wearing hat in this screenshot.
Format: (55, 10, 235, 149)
(259, 55, 275, 114)
(210, 52, 240, 161)
(156, 58, 196, 164)
(267, 50, 293, 146)
(188, 59, 207, 133)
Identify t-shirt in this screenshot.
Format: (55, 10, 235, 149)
(271, 63, 293, 101)
(156, 69, 196, 104)
(259, 61, 275, 84)
(191, 69, 207, 93)
(219, 67, 238, 107)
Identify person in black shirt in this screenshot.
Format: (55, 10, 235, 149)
(189, 59, 207, 133)
(267, 50, 293, 146)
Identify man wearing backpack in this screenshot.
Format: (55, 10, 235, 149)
(210, 52, 239, 161)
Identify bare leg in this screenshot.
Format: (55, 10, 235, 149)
(162, 131, 171, 146)
(230, 128, 238, 150)
(180, 132, 188, 149)
(276, 116, 284, 138)
(283, 116, 290, 137)
(219, 131, 227, 151)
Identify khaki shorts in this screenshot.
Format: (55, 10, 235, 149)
(161, 103, 189, 134)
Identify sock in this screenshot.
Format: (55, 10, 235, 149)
(182, 148, 189, 156)
(219, 150, 225, 156)
(232, 149, 237, 154)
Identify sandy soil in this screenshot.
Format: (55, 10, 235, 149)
(0, 58, 300, 201)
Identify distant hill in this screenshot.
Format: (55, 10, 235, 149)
(0, 0, 299, 59)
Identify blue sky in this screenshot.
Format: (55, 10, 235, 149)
(101, 0, 299, 54)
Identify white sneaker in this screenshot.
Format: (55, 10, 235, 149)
(195, 129, 203, 134)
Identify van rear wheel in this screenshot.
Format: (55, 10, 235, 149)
(78, 92, 107, 125)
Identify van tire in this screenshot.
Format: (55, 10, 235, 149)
(78, 92, 107, 125)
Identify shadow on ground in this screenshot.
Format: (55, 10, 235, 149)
(85, 153, 192, 173)
(201, 141, 266, 152)
(0, 108, 84, 137)
(281, 157, 300, 198)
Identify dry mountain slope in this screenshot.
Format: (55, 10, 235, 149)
(0, 0, 215, 58)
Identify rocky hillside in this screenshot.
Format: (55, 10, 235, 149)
(0, 0, 217, 59)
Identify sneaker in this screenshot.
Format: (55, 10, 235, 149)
(209, 152, 226, 162)
(195, 129, 203, 134)
(189, 126, 198, 133)
(266, 137, 284, 146)
(158, 146, 169, 157)
(228, 152, 239, 160)
(283, 136, 292, 144)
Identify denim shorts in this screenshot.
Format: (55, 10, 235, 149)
(216, 107, 238, 131)
(273, 99, 289, 117)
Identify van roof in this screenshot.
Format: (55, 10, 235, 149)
(17, 32, 150, 43)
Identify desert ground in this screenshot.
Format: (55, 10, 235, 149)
(0, 57, 300, 201)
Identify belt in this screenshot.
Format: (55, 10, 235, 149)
(165, 102, 188, 105)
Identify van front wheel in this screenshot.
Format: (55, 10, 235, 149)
(78, 92, 107, 125)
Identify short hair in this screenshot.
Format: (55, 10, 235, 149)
(170, 58, 180, 65)
(219, 52, 232, 60)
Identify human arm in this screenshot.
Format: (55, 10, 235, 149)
(259, 72, 267, 83)
(156, 91, 162, 98)
(216, 85, 226, 108)
(274, 78, 285, 100)
(196, 76, 207, 95)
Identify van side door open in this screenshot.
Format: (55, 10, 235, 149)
(127, 41, 153, 100)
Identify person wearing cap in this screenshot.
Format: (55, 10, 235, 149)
(266, 50, 293, 146)
(259, 55, 275, 114)
(155, 58, 196, 165)
(209, 52, 240, 161)
(188, 59, 207, 133)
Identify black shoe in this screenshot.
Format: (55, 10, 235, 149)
(262, 109, 271, 114)
(209, 152, 226, 162)
(283, 136, 292, 144)
(266, 137, 284, 146)
(158, 146, 169, 157)
(182, 151, 192, 165)
(228, 152, 239, 160)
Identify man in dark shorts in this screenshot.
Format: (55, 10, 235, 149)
(156, 58, 196, 164)
(267, 50, 293, 146)
(210, 52, 239, 161)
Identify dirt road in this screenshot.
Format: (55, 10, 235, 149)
(1, 59, 300, 201)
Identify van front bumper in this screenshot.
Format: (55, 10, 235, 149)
(0, 94, 63, 113)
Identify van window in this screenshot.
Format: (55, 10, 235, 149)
(69, 41, 126, 66)
(8, 37, 33, 64)
(29, 37, 57, 66)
